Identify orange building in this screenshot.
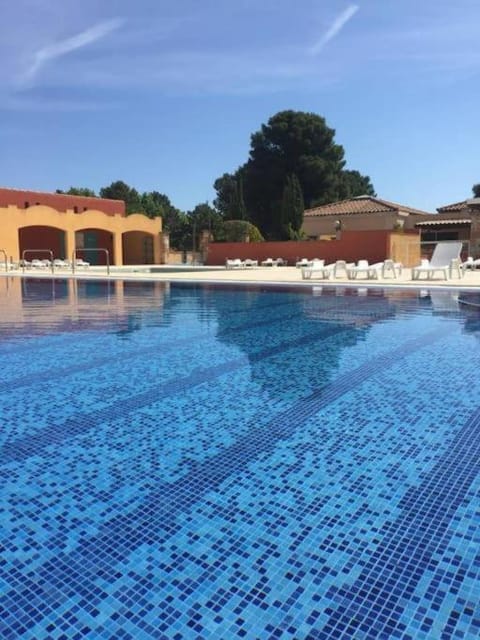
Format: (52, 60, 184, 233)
(0, 187, 163, 266)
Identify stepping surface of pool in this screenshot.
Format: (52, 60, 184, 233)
(0, 278, 479, 639)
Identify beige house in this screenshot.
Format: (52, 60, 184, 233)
(414, 198, 480, 257)
(302, 195, 432, 239)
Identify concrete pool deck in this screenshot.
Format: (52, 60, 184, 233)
(2, 264, 480, 290)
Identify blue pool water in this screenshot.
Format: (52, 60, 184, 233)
(1, 278, 480, 639)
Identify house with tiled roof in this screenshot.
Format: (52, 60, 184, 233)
(302, 195, 432, 239)
(414, 198, 480, 257)
(437, 198, 480, 214)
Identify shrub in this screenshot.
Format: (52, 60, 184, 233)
(216, 220, 264, 242)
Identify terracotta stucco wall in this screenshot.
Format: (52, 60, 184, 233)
(0, 206, 162, 265)
(0, 188, 125, 216)
(206, 231, 421, 267)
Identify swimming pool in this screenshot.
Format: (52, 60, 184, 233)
(1, 278, 479, 639)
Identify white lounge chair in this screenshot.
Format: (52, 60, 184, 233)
(412, 242, 463, 280)
(296, 258, 311, 268)
(262, 257, 286, 266)
(243, 259, 258, 268)
(302, 259, 355, 280)
(347, 260, 371, 279)
(225, 258, 244, 269)
(381, 259, 403, 278)
(332, 260, 354, 278)
(53, 258, 70, 268)
(461, 256, 476, 271)
(361, 260, 402, 279)
(367, 262, 385, 279)
(301, 260, 327, 279)
(74, 258, 90, 268)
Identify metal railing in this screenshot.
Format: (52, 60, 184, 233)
(0, 249, 8, 272)
(72, 248, 110, 275)
(22, 249, 54, 274)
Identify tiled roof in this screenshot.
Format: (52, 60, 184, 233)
(304, 196, 432, 217)
(437, 200, 468, 213)
(437, 199, 480, 213)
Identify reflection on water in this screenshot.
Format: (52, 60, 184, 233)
(0, 277, 172, 340)
(1, 277, 479, 349)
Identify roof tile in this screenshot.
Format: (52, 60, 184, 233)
(304, 196, 432, 217)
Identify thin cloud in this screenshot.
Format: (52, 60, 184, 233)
(22, 17, 124, 84)
(310, 4, 359, 55)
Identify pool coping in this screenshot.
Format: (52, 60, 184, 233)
(1, 266, 480, 293)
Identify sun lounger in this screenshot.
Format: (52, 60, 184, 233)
(225, 258, 245, 269)
(74, 258, 90, 268)
(243, 259, 258, 268)
(53, 259, 70, 268)
(301, 260, 350, 280)
(461, 256, 475, 271)
(367, 262, 386, 279)
(347, 260, 403, 279)
(347, 260, 371, 279)
(296, 258, 311, 268)
(301, 260, 327, 279)
(332, 260, 354, 278)
(412, 242, 463, 280)
(381, 259, 402, 278)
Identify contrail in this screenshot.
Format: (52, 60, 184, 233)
(23, 17, 124, 82)
(310, 4, 359, 55)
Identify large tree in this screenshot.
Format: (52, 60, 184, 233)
(141, 191, 178, 220)
(188, 202, 223, 242)
(56, 187, 97, 197)
(473, 183, 480, 198)
(279, 174, 305, 239)
(215, 110, 374, 239)
(213, 173, 247, 220)
(336, 170, 376, 202)
(100, 181, 143, 214)
(242, 110, 345, 237)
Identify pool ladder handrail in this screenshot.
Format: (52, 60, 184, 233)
(22, 249, 54, 274)
(72, 248, 110, 275)
(0, 249, 8, 272)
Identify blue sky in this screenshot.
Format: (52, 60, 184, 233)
(1, 0, 479, 213)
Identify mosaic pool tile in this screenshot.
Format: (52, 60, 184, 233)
(0, 278, 479, 639)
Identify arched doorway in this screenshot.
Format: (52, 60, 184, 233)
(75, 228, 114, 265)
(122, 231, 155, 264)
(18, 225, 66, 260)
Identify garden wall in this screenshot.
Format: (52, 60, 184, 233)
(205, 231, 420, 267)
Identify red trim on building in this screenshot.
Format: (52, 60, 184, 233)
(0, 187, 125, 216)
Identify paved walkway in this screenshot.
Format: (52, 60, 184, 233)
(2, 264, 480, 289)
